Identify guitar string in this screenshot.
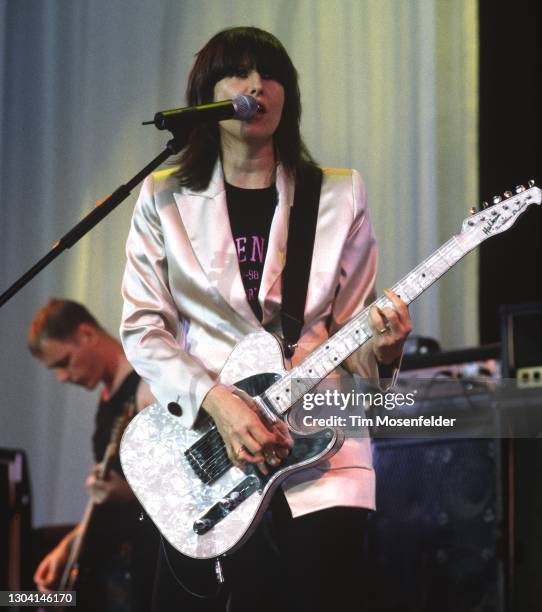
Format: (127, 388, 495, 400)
(266, 235, 469, 404)
(200, 228, 498, 477)
(189, 429, 221, 456)
(188, 207, 530, 479)
(215, 236, 461, 417)
(191, 420, 283, 478)
(189, 437, 228, 472)
(191, 431, 228, 465)
(190, 234, 476, 479)
(188, 430, 232, 479)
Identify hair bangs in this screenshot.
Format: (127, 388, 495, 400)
(213, 33, 291, 87)
(189, 27, 293, 105)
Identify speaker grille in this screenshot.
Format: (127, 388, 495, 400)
(365, 438, 504, 612)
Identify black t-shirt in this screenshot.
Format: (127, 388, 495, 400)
(225, 182, 277, 321)
(93, 370, 139, 469)
(89, 371, 151, 549)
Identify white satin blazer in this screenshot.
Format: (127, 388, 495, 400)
(121, 162, 379, 515)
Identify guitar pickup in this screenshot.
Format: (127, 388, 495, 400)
(193, 475, 261, 535)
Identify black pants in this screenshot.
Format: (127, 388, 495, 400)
(152, 489, 368, 612)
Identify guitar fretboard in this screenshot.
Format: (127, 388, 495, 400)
(262, 232, 478, 415)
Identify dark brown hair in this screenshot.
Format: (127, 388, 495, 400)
(176, 26, 316, 190)
(28, 299, 102, 356)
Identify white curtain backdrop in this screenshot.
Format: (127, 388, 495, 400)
(0, 0, 478, 527)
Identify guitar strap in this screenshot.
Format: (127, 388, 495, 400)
(280, 164, 323, 358)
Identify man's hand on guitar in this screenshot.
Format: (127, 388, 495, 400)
(202, 384, 293, 475)
(86, 466, 136, 505)
(33, 534, 73, 592)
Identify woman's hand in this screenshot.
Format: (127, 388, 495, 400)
(202, 384, 293, 475)
(367, 288, 412, 366)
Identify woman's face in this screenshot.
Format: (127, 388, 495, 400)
(213, 66, 285, 147)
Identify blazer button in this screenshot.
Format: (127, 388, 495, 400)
(167, 402, 183, 417)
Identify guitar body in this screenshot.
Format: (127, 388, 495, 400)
(120, 331, 343, 559)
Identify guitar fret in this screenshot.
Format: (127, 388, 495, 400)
(310, 361, 327, 378)
(396, 282, 414, 302)
(341, 334, 358, 354)
(437, 246, 454, 266)
(451, 235, 469, 257)
(431, 254, 448, 276)
(403, 269, 430, 295)
(375, 296, 392, 310)
(392, 237, 463, 305)
(402, 276, 423, 299)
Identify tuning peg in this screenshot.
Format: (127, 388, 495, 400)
(492, 195, 502, 204)
(481, 201, 489, 209)
(528, 179, 535, 187)
(503, 190, 513, 198)
(515, 185, 526, 193)
(469, 206, 477, 215)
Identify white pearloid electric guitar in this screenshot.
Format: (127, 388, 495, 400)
(120, 182, 541, 559)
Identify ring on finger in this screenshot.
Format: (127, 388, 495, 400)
(265, 452, 279, 466)
(235, 445, 246, 459)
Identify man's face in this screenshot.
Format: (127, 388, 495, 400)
(38, 328, 101, 390)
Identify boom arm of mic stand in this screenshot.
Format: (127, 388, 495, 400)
(0, 136, 184, 308)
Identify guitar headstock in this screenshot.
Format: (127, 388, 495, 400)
(461, 181, 541, 241)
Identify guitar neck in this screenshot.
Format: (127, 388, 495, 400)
(262, 233, 476, 415)
(58, 400, 136, 591)
(58, 439, 118, 591)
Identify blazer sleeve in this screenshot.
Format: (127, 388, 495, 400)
(327, 169, 380, 381)
(120, 175, 215, 429)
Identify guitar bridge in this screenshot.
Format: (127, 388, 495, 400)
(193, 475, 261, 535)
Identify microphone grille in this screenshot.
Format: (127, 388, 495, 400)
(232, 95, 259, 121)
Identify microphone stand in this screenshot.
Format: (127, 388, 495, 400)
(0, 132, 186, 308)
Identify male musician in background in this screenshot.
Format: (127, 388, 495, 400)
(28, 299, 158, 612)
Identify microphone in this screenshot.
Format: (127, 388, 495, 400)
(143, 95, 259, 130)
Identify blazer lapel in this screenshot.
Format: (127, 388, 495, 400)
(173, 164, 259, 325)
(259, 164, 293, 322)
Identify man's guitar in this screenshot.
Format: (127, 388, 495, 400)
(58, 400, 136, 595)
(120, 183, 541, 560)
